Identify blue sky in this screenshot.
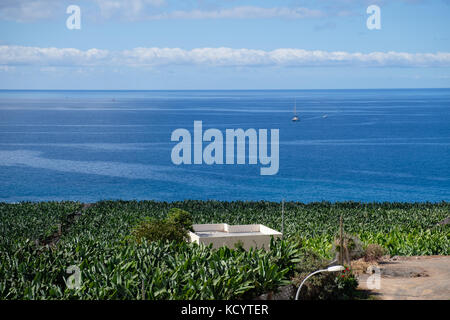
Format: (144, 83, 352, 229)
(0, 0, 449, 89)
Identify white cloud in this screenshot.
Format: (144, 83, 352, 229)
(0, 46, 110, 66)
(1, 45, 450, 68)
(145, 6, 325, 20)
(0, 0, 437, 22)
(0, 0, 167, 22)
(0, 0, 61, 22)
(94, 0, 166, 20)
(0, 2, 325, 22)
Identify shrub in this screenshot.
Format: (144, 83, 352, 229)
(166, 208, 194, 232)
(335, 266, 359, 299)
(131, 208, 193, 243)
(364, 244, 386, 261)
(292, 250, 359, 300)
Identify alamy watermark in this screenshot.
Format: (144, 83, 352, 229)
(65, 5, 380, 31)
(367, 5, 381, 30)
(65, 265, 82, 289)
(366, 265, 381, 290)
(66, 5, 81, 30)
(170, 121, 279, 175)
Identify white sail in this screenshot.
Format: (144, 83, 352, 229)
(292, 98, 299, 121)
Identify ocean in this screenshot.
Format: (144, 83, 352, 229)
(0, 89, 449, 203)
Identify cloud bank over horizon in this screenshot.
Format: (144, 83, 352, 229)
(1, 45, 450, 69)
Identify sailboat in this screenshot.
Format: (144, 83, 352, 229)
(292, 99, 299, 122)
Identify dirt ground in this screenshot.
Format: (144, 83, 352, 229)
(356, 256, 450, 300)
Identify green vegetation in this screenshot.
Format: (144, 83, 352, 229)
(0, 200, 448, 300)
(131, 208, 193, 243)
(292, 252, 358, 300)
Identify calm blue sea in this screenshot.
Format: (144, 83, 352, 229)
(0, 89, 449, 203)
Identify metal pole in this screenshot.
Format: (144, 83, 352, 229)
(295, 269, 328, 300)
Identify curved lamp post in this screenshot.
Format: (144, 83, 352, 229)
(295, 265, 345, 300)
